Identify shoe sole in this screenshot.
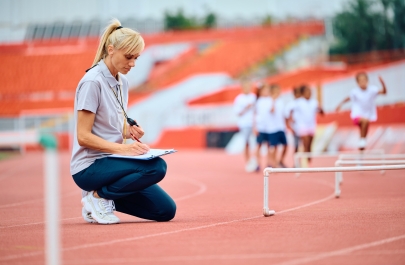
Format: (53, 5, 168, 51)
(81, 197, 119, 225)
(82, 207, 96, 223)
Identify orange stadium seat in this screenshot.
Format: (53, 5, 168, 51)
(0, 21, 325, 116)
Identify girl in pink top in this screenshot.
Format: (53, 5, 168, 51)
(336, 72, 387, 150)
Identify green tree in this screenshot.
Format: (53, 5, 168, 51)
(164, 10, 198, 31)
(203, 13, 217, 29)
(262, 15, 273, 27)
(164, 10, 217, 31)
(391, 0, 405, 48)
(330, 0, 405, 54)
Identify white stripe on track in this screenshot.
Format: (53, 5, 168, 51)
(0, 217, 81, 229)
(9, 249, 405, 264)
(0, 190, 79, 209)
(0, 191, 336, 262)
(0, 177, 206, 229)
(275, 234, 405, 265)
(56, 249, 405, 264)
(173, 177, 207, 202)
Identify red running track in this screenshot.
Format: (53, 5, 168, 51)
(0, 150, 404, 265)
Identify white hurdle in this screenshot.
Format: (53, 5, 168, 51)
(262, 165, 405, 217)
(334, 159, 405, 185)
(293, 149, 385, 168)
(337, 154, 405, 177)
(338, 153, 405, 160)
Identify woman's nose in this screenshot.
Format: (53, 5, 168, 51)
(129, 59, 135, 67)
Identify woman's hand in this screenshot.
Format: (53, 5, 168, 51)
(122, 142, 150, 156)
(128, 124, 145, 140)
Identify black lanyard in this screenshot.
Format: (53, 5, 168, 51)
(110, 85, 138, 127)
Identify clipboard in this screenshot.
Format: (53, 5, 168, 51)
(108, 149, 177, 160)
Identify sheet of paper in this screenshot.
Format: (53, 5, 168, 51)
(108, 149, 177, 160)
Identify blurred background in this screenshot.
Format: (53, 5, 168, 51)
(0, 0, 404, 158)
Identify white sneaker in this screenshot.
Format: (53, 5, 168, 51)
(245, 158, 259, 173)
(358, 138, 366, 149)
(82, 206, 96, 223)
(81, 190, 95, 223)
(81, 192, 120, 224)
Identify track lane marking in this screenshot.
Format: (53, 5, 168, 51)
(0, 190, 79, 209)
(275, 234, 405, 265)
(53, 249, 405, 264)
(0, 177, 206, 229)
(0, 190, 335, 261)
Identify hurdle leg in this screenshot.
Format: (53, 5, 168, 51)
(294, 155, 300, 177)
(334, 162, 344, 185)
(263, 172, 276, 216)
(335, 171, 341, 198)
(338, 171, 343, 184)
(380, 160, 386, 175)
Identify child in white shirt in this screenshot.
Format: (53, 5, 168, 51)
(292, 85, 324, 158)
(254, 84, 273, 171)
(336, 72, 387, 150)
(285, 87, 302, 153)
(233, 80, 257, 167)
(268, 84, 288, 168)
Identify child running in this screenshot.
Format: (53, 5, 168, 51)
(336, 72, 387, 150)
(285, 86, 302, 154)
(253, 84, 273, 171)
(268, 84, 288, 168)
(233, 79, 257, 171)
(292, 85, 324, 159)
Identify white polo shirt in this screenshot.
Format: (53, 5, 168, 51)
(233, 93, 256, 128)
(269, 97, 286, 133)
(255, 96, 272, 133)
(284, 99, 299, 132)
(293, 98, 319, 132)
(350, 85, 379, 121)
(70, 60, 129, 175)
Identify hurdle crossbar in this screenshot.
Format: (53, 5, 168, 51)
(334, 160, 405, 185)
(294, 149, 385, 168)
(335, 160, 405, 166)
(338, 153, 405, 160)
(263, 165, 405, 217)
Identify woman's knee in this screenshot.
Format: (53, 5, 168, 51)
(156, 197, 176, 222)
(150, 158, 167, 181)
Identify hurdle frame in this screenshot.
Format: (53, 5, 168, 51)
(293, 149, 385, 168)
(334, 159, 405, 185)
(338, 153, 405, 160)
(263, 165, 405, 217)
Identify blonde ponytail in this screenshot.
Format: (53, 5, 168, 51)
(92, 18, 145, 66)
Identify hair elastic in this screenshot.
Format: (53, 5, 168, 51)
(116, 26, 123, 30)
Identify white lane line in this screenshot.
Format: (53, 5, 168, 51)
(276, 194, 334, 215)
(0, 217, 82, 229)
(173, 178, 207, 202)
(276, 234, 405, 265)
(0, 198, 44, 209)
(10, 249, 405, 265)
(0, 190, 336, 262)
(57, 249, 405, 264)
(0, 164, 25, 182)
(0, 190, 79, 209)
(0, 177, 206, 229)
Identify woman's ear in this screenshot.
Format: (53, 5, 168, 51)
(107, 45, 114, 56)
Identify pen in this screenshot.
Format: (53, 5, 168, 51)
(131, 134, 142, 143)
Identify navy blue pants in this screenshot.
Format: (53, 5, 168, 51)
(72, 157, 176, 222)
